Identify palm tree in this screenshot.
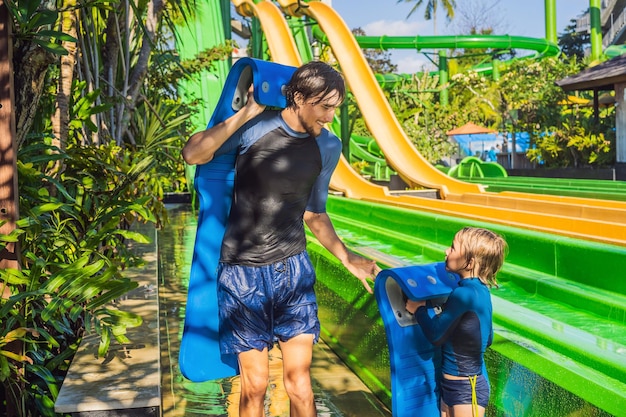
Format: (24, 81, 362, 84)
(397, 0, 457, 35)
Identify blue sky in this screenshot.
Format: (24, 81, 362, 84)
(329, 0, 590, 72)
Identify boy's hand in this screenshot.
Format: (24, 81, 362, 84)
(406, 299, 426, 314)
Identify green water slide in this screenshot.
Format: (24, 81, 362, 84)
(349, 33, 559, 56)
(307, 195, 626, 416)
(312, 25, 560, 79)
(349, 132, 394, 181)
(448, 156, 508, 178)
(327, 117, 394, 181)
(446, 157, 626, 203)
(461, 175, 626, 202)
(175, 0, 232, 195)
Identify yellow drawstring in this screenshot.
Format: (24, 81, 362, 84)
(469, 375, 478, 417)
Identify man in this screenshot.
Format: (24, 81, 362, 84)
(182, 61, 379, 417)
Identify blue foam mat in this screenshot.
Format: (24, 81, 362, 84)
(375, 262, 459, 417)
(179, 58, 297, 382)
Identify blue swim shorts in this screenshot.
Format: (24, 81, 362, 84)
(217, 251, 320, 355)
(440, 374, 490, 408)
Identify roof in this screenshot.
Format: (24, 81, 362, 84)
(446, 122, 497, 136)
(555, 54, 626, 91)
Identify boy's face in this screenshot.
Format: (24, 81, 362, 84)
(296, 91, 342, 137)
(445, 236, 470, 277)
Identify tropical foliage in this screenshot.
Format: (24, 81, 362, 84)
(1, 144, 153, 415)
(397, 0, 457, 35)
(397, 0, 457, 22)
(2, 0, 231, 415)
(349, 53, 614, 170)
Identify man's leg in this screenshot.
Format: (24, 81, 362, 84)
(278, 334, 316, 417)
(238, 347, 270, 417)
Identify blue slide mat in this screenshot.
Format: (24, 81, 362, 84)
(375, 263, 459, 417)
(179, 58, 297, 382)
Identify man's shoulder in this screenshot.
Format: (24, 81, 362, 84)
(252, 109, 282, 126)
(318, 128, 341, 146)
(240, 110, 283, 138)
(317, 129, 342, 156)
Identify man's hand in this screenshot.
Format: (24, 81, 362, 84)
(241, 85, 266, 120)
(343, 252, 381, 294)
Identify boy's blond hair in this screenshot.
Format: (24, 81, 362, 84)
(456, 227, 507, 287)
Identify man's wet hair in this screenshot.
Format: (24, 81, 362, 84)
(284, 61, 345, 109)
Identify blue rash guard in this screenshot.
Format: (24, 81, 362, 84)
(217, 110, 341, 266)
(415, 278, 493, 376)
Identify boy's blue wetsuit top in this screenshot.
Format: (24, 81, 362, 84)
(415, 278, 493, 376)
(218, 110, 341, 266)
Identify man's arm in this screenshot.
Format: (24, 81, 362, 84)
(304, 211, 379, 294)
(182, 88, 265, 165)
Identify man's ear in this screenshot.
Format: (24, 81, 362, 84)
(293, 92, 305, 107)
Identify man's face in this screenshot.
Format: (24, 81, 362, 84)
(296, 90, 343, 137)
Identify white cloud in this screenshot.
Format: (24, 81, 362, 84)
(362, 19, 427, 36)
(393, 52, 435, 74)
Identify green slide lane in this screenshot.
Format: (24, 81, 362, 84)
(464, 176, 626, 202)
(448, 157, 626, 202)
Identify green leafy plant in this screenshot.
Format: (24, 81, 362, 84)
(0, 142, 157, 416)
(5, 0, 77, 55)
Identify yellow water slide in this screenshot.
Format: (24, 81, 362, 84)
(231, 0, 389, 200)
(232, 0, 302, 65)
(274, 0, 626, 210)
(275, 0, 483, 198)
(231, 0, 626, 247)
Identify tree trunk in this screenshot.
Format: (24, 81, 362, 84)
(120, 0, 165, 142)
(1, 5, 22, 416)
(102, 8, 121, 146)
(52, 0, 78, 159)
(14, 42, 55, 148)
